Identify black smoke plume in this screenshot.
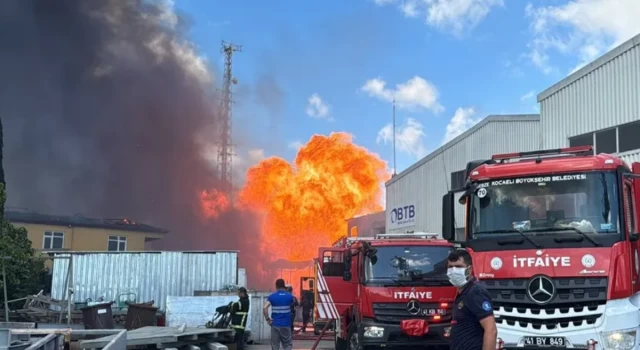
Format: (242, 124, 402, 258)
(0, 0, 269, 288)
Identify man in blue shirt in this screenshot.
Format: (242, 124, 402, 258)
(263, 279, 294, 350)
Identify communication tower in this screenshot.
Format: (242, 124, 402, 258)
(217, 41, 241, 195)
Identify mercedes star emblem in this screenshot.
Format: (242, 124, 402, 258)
(407, 299, 420, 315)
(527, 275, 555, 304)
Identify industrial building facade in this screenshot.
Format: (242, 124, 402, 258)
(539, 33, 640, 164)
(386, 115, 541, 235)
(346, 211, 385, 237)
(386, 32, 640, 236)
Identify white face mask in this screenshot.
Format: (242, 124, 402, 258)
(447, 267, 469, 287)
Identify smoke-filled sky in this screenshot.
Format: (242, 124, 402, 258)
(0, 0, 253, 247)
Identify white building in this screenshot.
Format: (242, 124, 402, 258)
(346, 211, 385, 237)
(539, 33, 640, 164)
(385, 115, 540, 236)
(386, 32, 640, 237)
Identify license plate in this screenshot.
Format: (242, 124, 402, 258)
(420, 308, 447, 316)
(523, 337, 566, 347)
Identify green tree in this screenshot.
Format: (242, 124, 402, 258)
(0, 118, 46, 308)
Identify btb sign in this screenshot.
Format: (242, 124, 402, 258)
(389, 204, 416, 229)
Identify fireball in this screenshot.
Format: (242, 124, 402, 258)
(238, 132, 390, 263)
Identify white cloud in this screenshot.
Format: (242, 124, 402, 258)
(288, 141, 303, 151)
(520, 90, 535, 101)
(376, 118, 428, 160)
(443, 107, 480, 144)
(525, 0, 640, 75)
(305, 93, 332, 120)
(361, 76, 444, 113)
(372, 0, 503, 37)
(137, 0, 212, 85)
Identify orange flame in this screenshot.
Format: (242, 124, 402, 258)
(239, 132, 390, 262)
(200, 188, 230, 219)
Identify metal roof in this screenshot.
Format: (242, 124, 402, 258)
(386, 114, 540, 186)
(5, 210, 169, 234)
(537, 32, 640, 102)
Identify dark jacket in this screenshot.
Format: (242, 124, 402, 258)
(302, 291, 314, 309)
(230, 296, 250, 330)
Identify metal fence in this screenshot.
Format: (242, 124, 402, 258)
(52, 251, 239, 311)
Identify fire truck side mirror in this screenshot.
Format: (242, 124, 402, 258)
(343, 271, 352, 281)
(442, 192, 455, 242)
(344, 251, 352, 266)
(343, 251, 353, 281)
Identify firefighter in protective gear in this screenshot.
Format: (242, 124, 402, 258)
(230, 287, 250, 350)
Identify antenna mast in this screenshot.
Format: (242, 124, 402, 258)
(392, 98, 397, 177)
(217, 40, 242, 196)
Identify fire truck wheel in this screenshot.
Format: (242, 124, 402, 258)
(335, 332, 348, 350)
(347, 324, 361, 350)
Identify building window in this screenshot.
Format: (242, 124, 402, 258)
(618, 121, 640, 153)
(569, 132, 594, 148)
(450, 169, 466, 190)
(569, 121, 640, 155)
(108, 236, 127, 251)
(43, 231, 64, 249)
(595, 128, 617, 154)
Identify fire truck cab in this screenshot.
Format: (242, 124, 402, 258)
(316, 232, 457, 350)
(442, 146, 640, 349)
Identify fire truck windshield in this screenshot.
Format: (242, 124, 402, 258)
(469, 172, 620, 238)
(364, 246, 452, 285)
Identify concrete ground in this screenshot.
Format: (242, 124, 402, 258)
(247, 340, 334, 350)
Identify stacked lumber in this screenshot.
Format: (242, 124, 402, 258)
(0, 293, 83, 323)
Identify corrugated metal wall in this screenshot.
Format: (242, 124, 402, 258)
(385, 118, 541, 235)
(51, 251, 238, 311)
(540, 34, 640, 165)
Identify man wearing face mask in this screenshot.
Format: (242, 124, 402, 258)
(447, 250, 497, 350)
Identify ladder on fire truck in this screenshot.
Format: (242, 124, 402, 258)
(332, 232, 440, 248)
(309, 258, 340, 350)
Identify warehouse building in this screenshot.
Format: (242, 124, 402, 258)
(346, 211, 385, 237)
(539, 33, 640, 163)
(385, 115, 540, 236)
(386, 32, 640, 236)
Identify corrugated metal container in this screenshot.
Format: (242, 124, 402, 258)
(539, 33, 640, 160)
(386, 115, 541, 235)
(165, 293, 272, 341)
(51, 251, 238, 311)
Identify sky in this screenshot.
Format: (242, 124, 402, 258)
(175, 0, 640, 176)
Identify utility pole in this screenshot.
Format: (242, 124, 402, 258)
(2, 257, 10, 322)
(392, 98, 397, 177)
(217, 41, 242, 197)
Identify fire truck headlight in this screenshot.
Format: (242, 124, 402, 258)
(363, 326, 384, 338)
(601, 329, 636, 350)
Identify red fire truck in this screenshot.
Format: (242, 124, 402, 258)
(315, 233, 457, 350)
(442, 145, 640, 350)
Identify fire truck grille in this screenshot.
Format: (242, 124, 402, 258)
(372, 303, 452, 324)
(481, 277, 607, 330)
